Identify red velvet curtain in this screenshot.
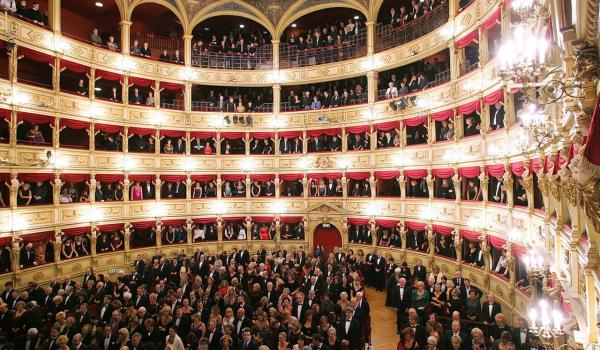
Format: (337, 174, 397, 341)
(347, 218, 370, 225)
(162, 219, 186, 227)
(252, 216, 274, 223)
(375, 121, 399, 131)
(129, 76, 154, 87)
(95, 174, 124, 183)
(488, 235, 507, 250)
(190, 174, 217, 182)
(280, 173, 303, 181)
(96, 69, 123, 82)
(582, 93, 600, 166)
(307, 172, 341, 180)
(250, 132, 274, 140)
(221, 174, 246, 182)
(192, 217, 216, 224)
(280, 216, 303, 223)
(456, 29, 479, 48)
(375, 170, 400, 180)
(432, 168, 454, 178)
(433, 224, 454, 236)
(129, 127, 155, 136)
(307, 128, 341, 137)
(18, 173, 54, 182)
(457, 100, 480, 115)
(460, 229, 480, 241)
(531, 158, 542, 173)
(405, 221, 426, 231)
(63, 226, 91, 236)
(19, 47, 54, 63)
(250, 174, 275, 181)
(430, 109, 453, 121)
(60, 173, 90, 183)
(483, 89, 504, 105)
(18, 112, 54, 125)
(377, 219, 399, 228)
(0, 108, 10, 120)
(512, 243, 528, 257)
(482, 8, 501, 30)
(160, 174, 187, 182)
(0, 173, 10, 182)
(21, 231, 53, 243)
(95, 123, 123, 134)
(346, 125, 369, 134)
(220, 132, 245, 140)
(223, 216, 246, 222)
(459, 166, 480, 178)
(404, 169, 428, 179)
(98, 223, 124, 232)
(346, 172, 370, 180)
(403, 116, 426, 127)
(160, 82, 184, 91)
(160, 129, 185, 138)
(60, 60, 89, 74)
(60, 118, 90, 130)
(485, 164, 505, 177)
(279, 131, 302, 138)
(511, 161, 525, 176)
(131, 221, 155, 230)
(313, 225, 343, 254)
(128, 174, 155, 182)
(190, 131, 216, 139)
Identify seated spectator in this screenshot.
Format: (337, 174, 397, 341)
(107, 35, 118, 51)
(310, 96, 322, 110)
(131, 40, 142, 55)
(76, 79, 87, 96)
(437, 179, 455, 199)
(89, 28, 102, 45)
(31, 181, 51, 204)
(130, 88, 143, 104)
(140, 42, 151, 58)
(437, 120, 455, 141)
(19, 242, 37, 268)
(464, 179, 482, 201)
(386, 82, 398, 99)
(25, 124, 45, 143)
(377, 130, 399, 148)
(145, 91, 155, 107)
(17, 181, 32, 205)
(279, 136, 303, 154)
(172, 50, 183, 63)
(407, 178, 428, 197)
(159, 50, 170, 61)
(59, 188, 73, 204)
(515, 178, 528, 206)
(464, 116, 481, 137)
(465, 242, 485, 266)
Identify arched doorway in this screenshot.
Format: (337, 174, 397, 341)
(313, 223, 342, 255)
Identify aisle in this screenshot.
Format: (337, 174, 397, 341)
(364, 287, 399, 350)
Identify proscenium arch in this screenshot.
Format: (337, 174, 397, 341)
(275, 0, 371, 39)
(127, 0, 188, 30)
(186, 0, 276, 38)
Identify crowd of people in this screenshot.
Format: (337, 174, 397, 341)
(382, 0, 446, 29)
(17, 181, 52, 206)
(194, 88, 271, 113)
(283, 81, 366, 111)
(380, 57, 450, 100)
(2, 0, 46, 25)
(0, 243, 549, 350)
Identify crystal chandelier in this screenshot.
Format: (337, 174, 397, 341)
(518, 104, 560, 149)
(498, 23, 548, 84)
(528, 299, 564, 341)
(523, 251, 545, 273)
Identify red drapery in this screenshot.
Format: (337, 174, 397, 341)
(488, 235, 507, 250)
(279, 130, 302, 138)
(459, 166, 481, 178)
(313, 225, 342, 255)
(129, 127, 155, 136)
(456, 29, 479, 48)
(160, 174, 186, 182)
(511, 161, 525, 176)
(403, 116, 426, 127)
(250, 132, 274, 140)
(128, 76, 154, 87)
(192, 217, 216, 224)
(375, 121, 400, 131)
(531, 158, 542, 173)
(95, 69, 123, 82)
(95, 123, 123, 134)
(457, 100, 480, 115)
(432, 168, 454, 178)
(347, 218, 370, 225)
(375, 170, 400, 180)
(377, 219, 399, 228)
(512, 243, 528, 257)
(405, 221, 426, 231)
(221, 174, 246, 182)
(430, 109, 453, 121)
(482, 8, 501, 30)
(97, 223, 124, 232)
(190, 131, 216, 139)
(346, 172, 370, 180)
(18, 47, 54, 63)
(582, 93, 600, 166)
(60, 118, 89, 130)
(280, 216, 303, 223)
(223, 216, 246, 222)
(95, 174, 124, 183)
(160, 129, 185, 138)
(60, 173, 90, 183)
(250, 174, 275, 181)
(63, 226, 91, 237)
(162, 219, 186, 227)
(190, 174, 217, 182)
(433, 224, 454, 236)
(0, 173, 10, 182)
(128, 174, 155, 182)
(21, 231, 53, 243)
(131, 221, 155, 230)
(18, 112, 54, 125)
(18, 173, 54, 182)
(252, 216, 274, 223)
(485, 164, 505, 177)
(404, 169, 428, 179)
(60, 60, 90, 74)
(0, 108, 10, 120)
(307, 172, 342, 180)
(280, 173, 303, 181)
(220, 132, 245, 140)
(483, 89, 504, 105)
(160, 82, 184, 91)
(346, 125, 370, 134)
(307, 128, 341, 137)
(460, 229, 480, 241)
(0, 236, 11, 246)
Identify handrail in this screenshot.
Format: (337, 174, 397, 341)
(191, 44, 273, 70)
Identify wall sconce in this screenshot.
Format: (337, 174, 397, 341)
(241, 157, 256, 172)
(183, 157, 196, 171)
(10, 213, 29, 232)
(269, 116, 285, 129)
(365, 202, 381, 217)
(213, 201, 226, 215)
(151, 202, 166, 218)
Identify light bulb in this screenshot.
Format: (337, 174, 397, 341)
(529, 308, 538, 327)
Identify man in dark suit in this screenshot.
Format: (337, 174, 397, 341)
(490, 102, 505, 130)
(19, 242, 37, 268)
(129, 88, 143, 104)
(15, 327, 41, 350)
(70, 333, 88, 350)
(62, 286, 79, 312)
(374, 254, 387, 291)
(452, 270, 465, 290)
(337, 307, 361, 350)
(237, 328, 260, 350)
(461, 278, 480, 300)
(481, 293, 502, 324)
(205, 319, 223, 350)
(98, 325, 118, 350)
(393, 277, 411, 332)
(279, 137, 291, 154)
(234, 308, 253, 338)
(413, 258, 427, 282)
(445, 320, 468, 350)
(98, 296, 114, 325)
(528, 335, 546, 350)
(408, 313, 427, 346)
(142, 180, 155, 200)
(292, 292, 309, 323)
(511, 317, 532, 350)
